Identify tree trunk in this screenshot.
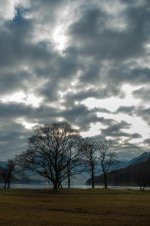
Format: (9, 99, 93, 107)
(67, 162, 71, 188)
(103, 173, 108, 189)
(68, 174, 71, 188)
(7, 181, 10, 189)
(91, 166, 95, 188)
(4, 182, 7, 189)
(53, 181, 58, 191)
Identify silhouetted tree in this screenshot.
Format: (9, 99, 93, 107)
(16, 121, 80, 190)
(66, 148, 81, 188)
(97, 140, 116, 189)
(80, 137, 98, 188)
(137, 175, 150, 191)
(0, 160, 15, 189)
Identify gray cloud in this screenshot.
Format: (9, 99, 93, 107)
(133, 87, 150, 101)
(115, 106, 136, 116)
(0, 0, 149, 161)
(137, 107, 150, 126)
(101, 120, 142, 139)
(109, 67, 150, 86)
(144, 138, 150, 146)
(0, 121, 31, 161)
(68, 1, 149, 61)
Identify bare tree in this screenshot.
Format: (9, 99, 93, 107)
(65, 146, 83, 188)
(80, 137, 98, 188)
(97, 140, 116, 189)
(15, 121, 80, 190)
(0, 160, 15, 189)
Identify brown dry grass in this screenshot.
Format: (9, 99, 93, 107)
(0, 188, 150, 226)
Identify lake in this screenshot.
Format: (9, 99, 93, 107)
(1, 183, 149, 190)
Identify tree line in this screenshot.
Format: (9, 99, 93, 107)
(0, 121, 116, 190)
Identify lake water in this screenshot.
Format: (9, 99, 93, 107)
(1, 183, 149, 190)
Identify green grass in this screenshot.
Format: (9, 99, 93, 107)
(0, 188, 150, 225)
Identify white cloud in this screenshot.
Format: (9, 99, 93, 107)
(1, 92, 43, 108)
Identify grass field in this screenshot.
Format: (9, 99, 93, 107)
(0, 188, 150, 226)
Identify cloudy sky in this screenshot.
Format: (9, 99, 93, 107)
(0, 0, 150, 161)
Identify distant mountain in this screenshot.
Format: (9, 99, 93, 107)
(87, 155, 150, 186)
(127, 152, 150, 166)
(114, 152, 150, 170)
(115, 160, 129, 170)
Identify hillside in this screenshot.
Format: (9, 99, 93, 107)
(127, 152, 150, 166)
(87, 156, 150, 186)
(115, 152, 150, 170)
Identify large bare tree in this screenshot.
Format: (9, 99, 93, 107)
(97, 140, 116, 189)
(16, 121, 80, 190)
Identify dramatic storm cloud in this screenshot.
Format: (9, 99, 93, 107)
(0, 0, 150, 160)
